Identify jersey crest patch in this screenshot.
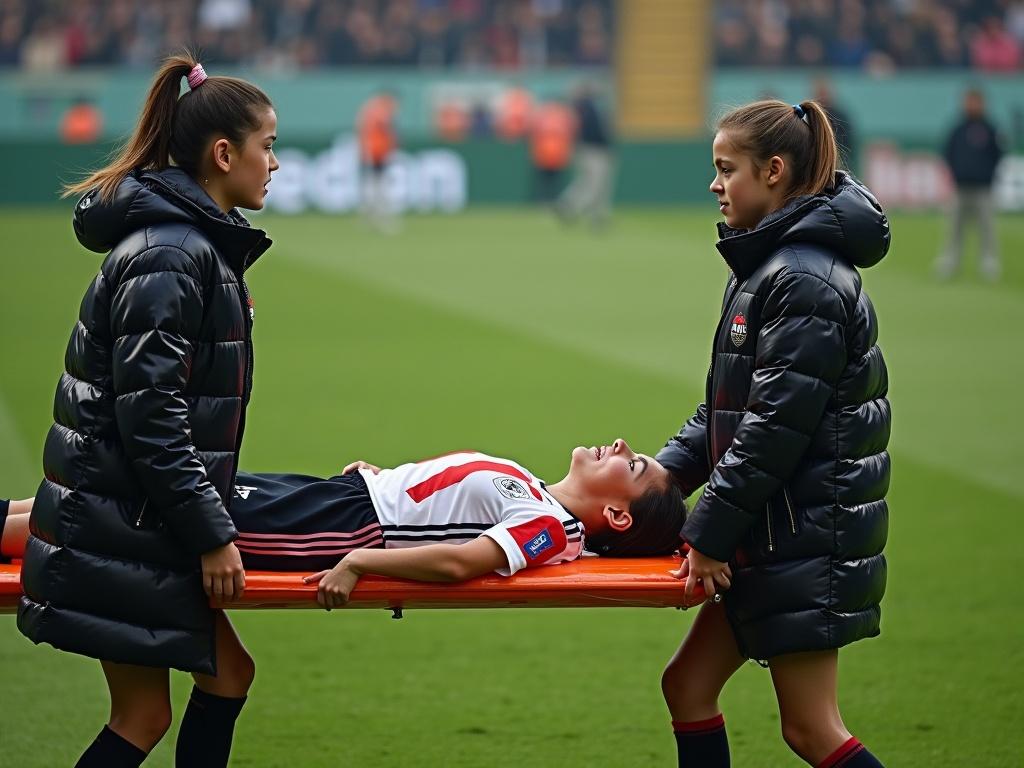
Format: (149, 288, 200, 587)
(730, 313, 747, 347)
(493, 477, 531, 500)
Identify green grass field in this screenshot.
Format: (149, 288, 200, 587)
(0, 207, 1021, 766)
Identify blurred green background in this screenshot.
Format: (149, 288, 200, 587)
(1, 207, 1021, 766)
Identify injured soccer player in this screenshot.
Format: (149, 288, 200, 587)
(1, 439, 686, 611)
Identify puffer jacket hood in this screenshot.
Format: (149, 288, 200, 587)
(73, 167, 269, 273)
(716, 171, 890, 279)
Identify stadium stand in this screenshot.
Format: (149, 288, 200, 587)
(713, 0, 1023, 71)
(0, 0, 613, 70)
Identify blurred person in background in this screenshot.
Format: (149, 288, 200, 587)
(358, 88, 400, 233)
(935, 87, 1005, 281)
(495, 84, 534, 140)
(59, 96, 103, 144)
(970, 14, 1021, 71)
(529, 98, 575, 204)
(812, 77, 856, 173)
(555, 81, 614, 229)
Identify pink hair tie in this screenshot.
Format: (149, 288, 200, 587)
(187, 63, 208, 90)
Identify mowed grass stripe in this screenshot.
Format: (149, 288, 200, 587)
(238, 252, 700, 478)
(866, 268, 1023, 500)
(264, 209, 1023, 499)
(0, 207, 1021, 766)
(267, 210, 722, 386)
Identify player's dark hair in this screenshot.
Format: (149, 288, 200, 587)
(586, 481, 686, 558)
(718, 99, 838, 199)
(63, 52, 272, 201)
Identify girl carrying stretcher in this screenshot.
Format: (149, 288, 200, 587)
(4, 52, 278, 768)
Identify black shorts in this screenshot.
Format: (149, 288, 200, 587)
(229, 471, 384, 571)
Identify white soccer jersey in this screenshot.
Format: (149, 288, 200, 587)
(359, 451, 584, 576)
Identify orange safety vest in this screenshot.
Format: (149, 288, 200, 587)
(60, 103, 103, 144)
(529, 103, 576, 171)
(495, 87, 534, 141)
(358, 96, 397, 165)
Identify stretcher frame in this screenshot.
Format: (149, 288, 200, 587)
(0, 556, 705, 614)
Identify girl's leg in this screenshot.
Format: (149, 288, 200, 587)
(0, 499, 33, 559)
(177, 611, 255, 767)
(662, 602, 746, 767)
(74, 660, 171, 767)
(662, 602, 745, 720)
(770, 650, 883, 766)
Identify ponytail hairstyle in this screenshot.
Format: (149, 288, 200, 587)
(717, 99, 838, 199)
(63, 52, 273, 201)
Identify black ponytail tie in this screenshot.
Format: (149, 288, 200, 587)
(792, 103, 807, 120)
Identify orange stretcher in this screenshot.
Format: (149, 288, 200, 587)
(0, 557, 705, 615)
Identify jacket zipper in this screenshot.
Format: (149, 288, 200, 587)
(765, 499, 775, 553)
(705, 274, 740, 467)
(229, 272, 255, 493)
(134, 499, 149, 528)
(783, 487, 797, 535)
(240, 277, 254, 404)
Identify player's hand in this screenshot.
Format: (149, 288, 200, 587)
(669, 557, 690, 580)
(304, 563, 360, 611)
(201, 542, 246, 602)
(669, 540, 691, 579)
(341, 460, 381, 475)
(682, 546, 732, 605)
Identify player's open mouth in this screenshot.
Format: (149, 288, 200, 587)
(594, 445, 605, 461)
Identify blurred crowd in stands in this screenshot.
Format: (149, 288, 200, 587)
(715, 0, 1024, 71)
(4, 0, 1021, 74)
(0, 0, 612, 71)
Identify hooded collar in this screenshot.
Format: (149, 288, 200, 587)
(73, 167, 271, 273)
(714, 172, 890, 281)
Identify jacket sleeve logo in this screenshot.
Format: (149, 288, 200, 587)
(730, 313, 747, 347)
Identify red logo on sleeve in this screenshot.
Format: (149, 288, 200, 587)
(507, 516, 568, 566)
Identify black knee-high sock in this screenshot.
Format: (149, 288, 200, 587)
(816, 737, 884, 767)
(673, 714, 730, 767)
(75, 725, 147, 768)
(175, 686, 247, 768)
(1, 499, 11, 563)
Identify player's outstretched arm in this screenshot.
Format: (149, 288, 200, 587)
(303, 537, 508, 610)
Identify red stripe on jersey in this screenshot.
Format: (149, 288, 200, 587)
(507, 516, 568, 566)
(406, 461, 542, 503)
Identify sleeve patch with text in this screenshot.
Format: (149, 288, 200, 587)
(507, 516, 568, 565)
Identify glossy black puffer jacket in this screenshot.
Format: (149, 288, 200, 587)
(18, 168, 271, 674)
(657, 173, 890, 660)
